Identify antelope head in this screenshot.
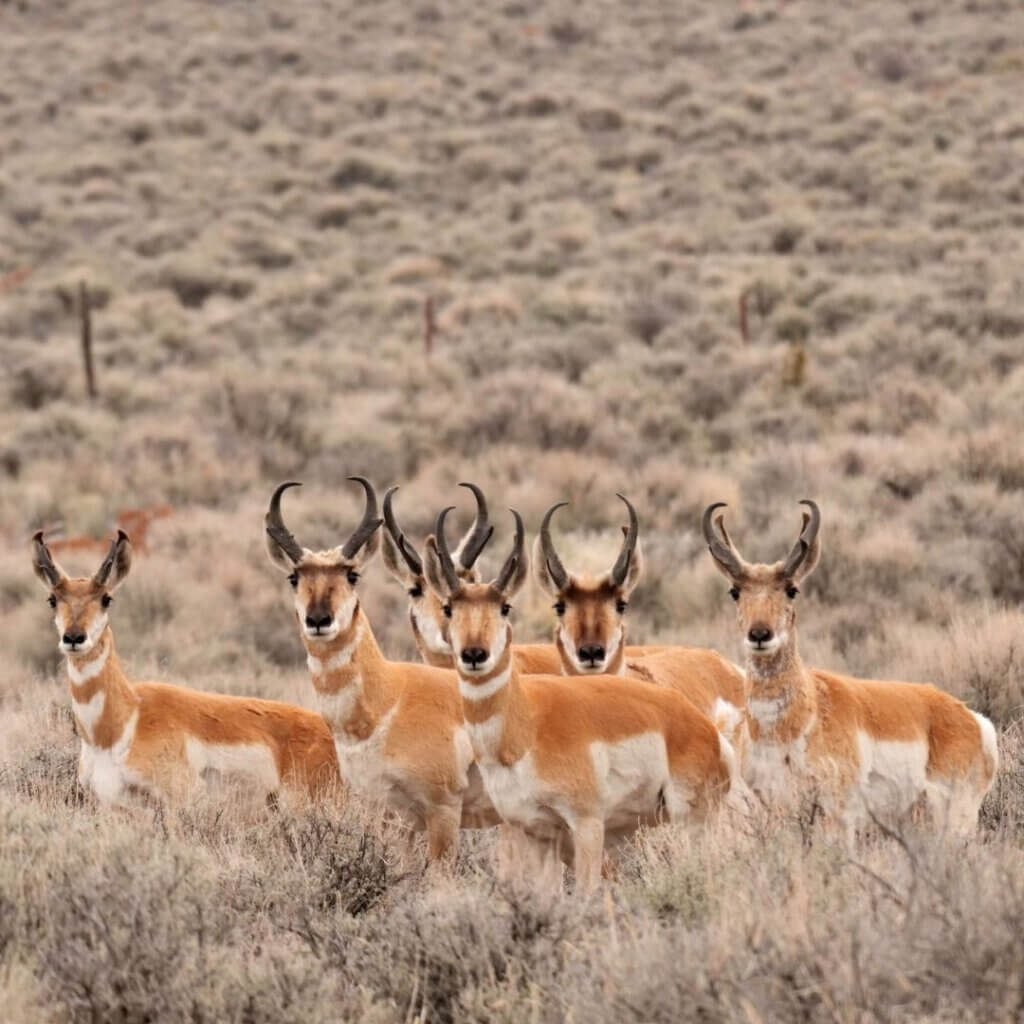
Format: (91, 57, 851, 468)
(532, 495, 643, 674)
(423, 502, 529, 686)
(703, 499, 821, 664)
(265, 477, 383, 645)
(32, 529, 133, 656)
(380, 482, 493, 664)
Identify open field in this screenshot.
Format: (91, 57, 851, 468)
(2, 0, 1024, 1019)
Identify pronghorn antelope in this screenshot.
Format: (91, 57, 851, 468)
(703, 500, 998, 832)
(381, 484, 653, 675)
(534, 498, 748, 753)
(423, 505, 736, 891)
(264, 478, 500, 860)
(32, 530, 340, 807)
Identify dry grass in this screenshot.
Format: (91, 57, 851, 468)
(2, 0, 1024, 1019)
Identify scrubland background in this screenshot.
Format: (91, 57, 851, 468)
(2, 0, 1024, 1020)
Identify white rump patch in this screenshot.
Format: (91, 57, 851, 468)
(712, 698, 745, 741)
(972, 711, 999, 781)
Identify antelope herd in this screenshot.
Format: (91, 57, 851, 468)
(30, 478, 999, 891)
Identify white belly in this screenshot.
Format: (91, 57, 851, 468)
(185, 737, 280, 796)
(855, 733, 929, 820)
(591, 732, 670, 831)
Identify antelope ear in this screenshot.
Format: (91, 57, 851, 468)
(500, 553, 529, 599)
(31, 532, 66, 590)
(616, 535, 644, 598)
(349, 522, 382, 568)
(423, 535, 453, 600)
(381, 528, 412, 584)
(266, 531, 297, 574)
(532, 535, 563, 597)
(94, 530, 132, 592)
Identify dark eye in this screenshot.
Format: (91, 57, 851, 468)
(408, 584, 423, 598)
(786, 585, 799, 600)
(347, 570, 360, 586)
(501, 603, 511, 617)
(48, 595, 57, 608)
(729, 587, 740, 602)
(287, 573, 298, 589)
(616, 599, 628, 615)
(443, 603, 452, 619)
(101, 594, 113, 608)
(554, 601, 566, 617)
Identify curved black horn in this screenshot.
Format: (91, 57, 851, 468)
(456, 482, 494, 570)
(383, 486, 423, 576)
(495, 509, 526, 594)
(538, 501, 570, 591)
(782, 499, 821, 578)
(702, 502, 745, 578)
(342, 476, 383, 559)
(433, 506, 462, 593)
(609, 493, 639, 587)
(266, 482, 305, 564)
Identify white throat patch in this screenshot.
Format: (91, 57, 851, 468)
(68, 640, 110, 685)
(459, 667, 510, 703)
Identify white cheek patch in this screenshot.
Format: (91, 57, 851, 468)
(413, 605, 451, 656)
(334, 593, 358, 632)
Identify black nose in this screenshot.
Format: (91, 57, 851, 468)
(63, 632, 87, 647)
(578, 645, 606, 665)
(748, 627, 773, 644)
(305, 614, 333, 631)
(460, 647, 488, 668)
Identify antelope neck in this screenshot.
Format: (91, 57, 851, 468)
(744, 636, 816, 740)
(65, 628, 139, 749)
(458, 646, 532, 765)
(303, 608, 394, 718)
